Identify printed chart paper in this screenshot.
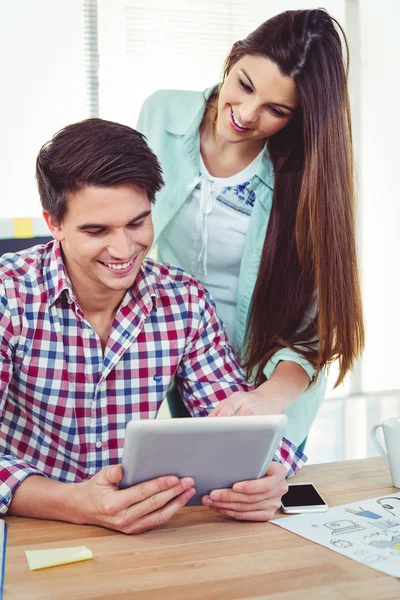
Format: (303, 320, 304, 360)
(271, 492, 400, 578)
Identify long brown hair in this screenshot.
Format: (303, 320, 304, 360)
(216, 9, 364, 387)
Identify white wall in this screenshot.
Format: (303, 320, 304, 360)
(358, 0, 400, 392)
(0, 0, 87, 218)
(97, 0, 345, 126)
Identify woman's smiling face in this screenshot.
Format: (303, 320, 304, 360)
(216, 54, 298, 145)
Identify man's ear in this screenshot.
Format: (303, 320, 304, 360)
(42, 211, 65, 242)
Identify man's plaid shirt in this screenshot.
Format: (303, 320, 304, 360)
(0, 241, 306, 513)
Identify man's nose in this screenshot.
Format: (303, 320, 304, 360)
(107, 230, 134, 259)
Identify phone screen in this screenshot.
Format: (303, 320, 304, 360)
(281, 484, 325, 507)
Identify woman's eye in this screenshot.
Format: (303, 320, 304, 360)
(269, 106, 286, 118)
(238, 77, 252, 93)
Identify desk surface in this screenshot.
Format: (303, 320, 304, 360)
(3, 457, 400, 599)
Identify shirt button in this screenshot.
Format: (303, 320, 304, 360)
(95, 439, 102, 449)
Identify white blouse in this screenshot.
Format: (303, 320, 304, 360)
(158, 149, 264, 346)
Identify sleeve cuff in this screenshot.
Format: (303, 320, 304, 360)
(0, 463, 48, 515)
(263, 348, 316, 383)
(273, 437, 308, 478)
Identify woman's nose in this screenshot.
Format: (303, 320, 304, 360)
(240, 101, 259, 125)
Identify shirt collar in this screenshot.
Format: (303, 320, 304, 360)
(165, 84, 274, 191)
(46, 241, 75, 307)
(121, 260, 158, 314)
(47, 241, 157, 313)
(254, 146, 274, 190)
(165, 85, 217, 136)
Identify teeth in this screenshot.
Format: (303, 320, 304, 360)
(232, 110, 248, 129)
(103, 259, 134, 271)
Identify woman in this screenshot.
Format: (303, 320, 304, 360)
(137, 8, 364, 447)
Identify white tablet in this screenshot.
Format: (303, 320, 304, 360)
(120, 414, 287, 505)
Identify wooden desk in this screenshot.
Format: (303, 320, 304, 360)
(3, 458, 400, 599)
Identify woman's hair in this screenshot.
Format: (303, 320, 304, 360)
(216, 9, 364, 387)
(36, 118, 164, 223)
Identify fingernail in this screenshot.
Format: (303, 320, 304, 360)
(181, 477, 194, 489)
(210, 491, 221, 501)
(233, 484, 243, 493)
(202, 496, 212, 505)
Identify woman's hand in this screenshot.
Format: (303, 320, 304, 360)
(208, 388, 283, 416)
(201, 462, 288, 521)
(209, 361, 310, 416)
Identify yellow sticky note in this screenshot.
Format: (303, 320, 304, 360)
(13, 218, 33, 239)
(25, 546, 93, 570)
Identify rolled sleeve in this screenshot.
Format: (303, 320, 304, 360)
(263, 348, 316, 383)
(0, 459, 47, 515)
(273, 437, 307, 479)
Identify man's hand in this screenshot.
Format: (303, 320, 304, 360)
(201, 462, 288, 521)
(77, 464, 195, 534)
(10, 466, 195, 534)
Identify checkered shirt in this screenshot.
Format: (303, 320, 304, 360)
(0, 241, 306, 514)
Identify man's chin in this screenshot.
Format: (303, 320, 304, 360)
(105, 270, 140, 291)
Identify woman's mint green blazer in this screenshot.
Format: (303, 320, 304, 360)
(137, 87, 327, 446)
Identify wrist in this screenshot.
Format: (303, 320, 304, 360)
(67, 481, 90, 525)
(253, 382, 289, 413)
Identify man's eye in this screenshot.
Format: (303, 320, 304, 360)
(128, 221, 144, 229)
(86, 230, 105, 236)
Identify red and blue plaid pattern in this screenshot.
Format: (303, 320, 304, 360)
(0, 241, 306, 513)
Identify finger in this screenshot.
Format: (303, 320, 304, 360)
(121, 478, 195, 522)
(125, 487, 197, 534)
(231, 462, 287, 495)
(208, 404, 222, 417)
(205, 480, 288, 505)
(101, 474, 186, 515)
(212, 396, 243, 417)
(106, 464, 123, 485)
(209, 504, 279, 522)
(202, 489, 275, 505)
(98, 463, 178, 492)
(204, 497, 282, 514)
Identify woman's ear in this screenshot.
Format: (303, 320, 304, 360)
(42, 211, 65, 242)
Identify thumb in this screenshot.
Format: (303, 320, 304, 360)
(104, 464, 123, 485)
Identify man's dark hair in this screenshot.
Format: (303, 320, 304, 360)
(36, 118, 164, 223)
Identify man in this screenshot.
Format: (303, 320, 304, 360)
(0, 119, 305, 533)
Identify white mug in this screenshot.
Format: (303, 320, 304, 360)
(370, 417, 400, 488)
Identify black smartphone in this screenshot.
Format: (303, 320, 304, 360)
(281, 482, 329, 514)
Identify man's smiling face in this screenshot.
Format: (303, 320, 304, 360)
(44, 184, 154, 298)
